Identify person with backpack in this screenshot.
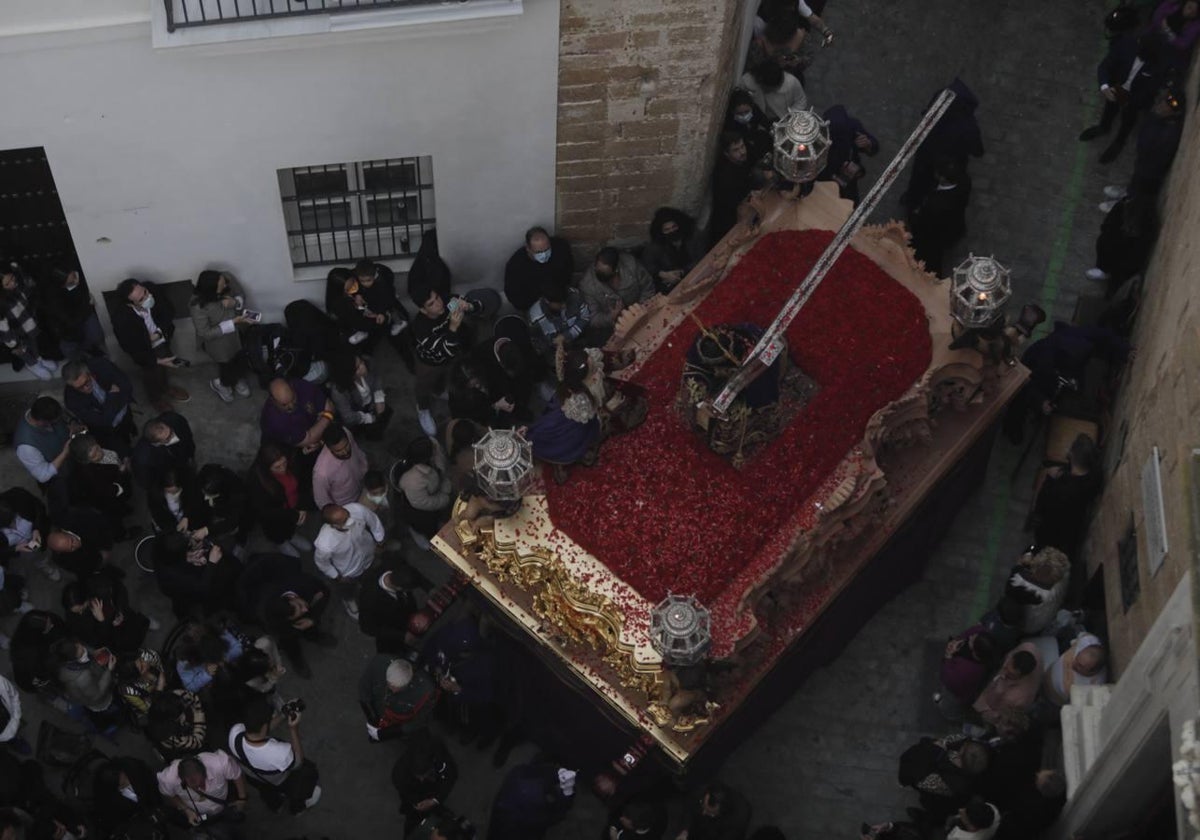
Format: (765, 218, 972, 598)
(227, 695, 320, 814)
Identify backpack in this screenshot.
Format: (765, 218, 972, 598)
(242, 322, 311, 386)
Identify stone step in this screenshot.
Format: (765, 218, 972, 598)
(1061, 703, 1086, 796)
(1060, 683, 1113, 796)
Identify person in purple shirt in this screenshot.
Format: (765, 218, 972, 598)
(934, 626, 999, 720)
(260, 378, 335, 482)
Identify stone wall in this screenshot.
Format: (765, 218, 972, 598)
(554, 0, 750, 266)
(1085, 62, 1200, 673)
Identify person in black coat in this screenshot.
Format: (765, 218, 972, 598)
(1002, 321, 1132, 444)
(901, 77, 984, 211)
(1078, 32, 1171, 163)
(61, 356, 136, 457)
(1031, 433, 1103, 564)
(42, 268, 106, 359)
(152, 531, 238, 620)
(1088, 193, 1157, 299)
(419, 615, 511, 747)
(504, 227, 574, 312)
(146, 466, 208, 537)
(61, 571, 152, 655)
(91, 756, 164, 837)
(680, 783, 752, 840)
(1126, 84, 1185, 199)
(131, 411, 195, 488)
(818, 104, 880, 204)
(391, 731, 459, 836)
(907, 158, 971, 276)
(65, 435, 133, 529)
(9, 610, 66, 694)
(723, 89, 774, 165)
(358, 563, 417, 654)
(241, 553, 333, 679)
(355, 259, 415, 370)
(111, 278, 188, 410)
(47, 506, 113, 577)
(709, 132, 755, 247)
(486, 761, 576, 840)
(601, 790, 668, 840)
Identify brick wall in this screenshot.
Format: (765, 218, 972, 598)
(555, 0, 749, 266)
(1086, 63, 1200, 673)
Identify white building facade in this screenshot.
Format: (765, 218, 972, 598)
(0, 0, 560, 323)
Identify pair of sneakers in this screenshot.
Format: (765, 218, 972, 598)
(1097, 184, 1127, 214)
(209, 378, 252, 403)
(23, 358, 59, 381)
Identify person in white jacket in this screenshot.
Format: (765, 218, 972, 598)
(313, 502, 384, 621)
(0, 673, 29, 754)
(946, 799, 1001, 840)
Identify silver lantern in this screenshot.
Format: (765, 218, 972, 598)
(772, 108, 832, 184)
(473, 428, 535, 501)
(650, 594, 712, 666)
(950, 254, 1011, 329)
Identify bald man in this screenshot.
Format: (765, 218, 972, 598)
(260, 378, 334, 454)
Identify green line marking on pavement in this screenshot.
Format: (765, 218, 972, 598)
(964, 102, 1094, 622)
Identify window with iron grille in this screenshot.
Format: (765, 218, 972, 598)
(278, 156, 435, 269)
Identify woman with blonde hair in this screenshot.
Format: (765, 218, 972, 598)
(1003, 546, 1071, 634)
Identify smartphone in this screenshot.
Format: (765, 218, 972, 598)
(93, 648, 112, 667)
(170, 357, 191, 368)
(446, 298, 460, 314)
(242, 310, 263, 323)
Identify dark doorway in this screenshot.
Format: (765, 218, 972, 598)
(0, 147, 80, 277)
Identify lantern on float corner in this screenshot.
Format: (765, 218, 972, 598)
(772, 108, 832, 184)
(472, 428, 535, 501)
(950, 254, 1011, 329)
(649, 594, 712, 666)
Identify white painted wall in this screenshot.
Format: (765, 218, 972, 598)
(0, 1, 559, 322)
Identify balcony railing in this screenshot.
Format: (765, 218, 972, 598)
(162, 0, 454, 32)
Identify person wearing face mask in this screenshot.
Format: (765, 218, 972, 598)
(313, 501, 384, 620)
(190, 269, 253, 403)
(147, 467, 208, 539)
(723, 89, 773, 164)
(112, 278, 189, 412)
(43, 268, 107, 360)
(579, 247, 656, 344)
(503, 226, 575, 312)
(359, 469, 392, 525)
(131, 412, 195, 488)
(0, 262, 59, 381)
(641, 208, 706, 295)
(329, 353, 393, 441)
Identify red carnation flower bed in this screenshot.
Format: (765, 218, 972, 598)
(544, 230, 932, 619)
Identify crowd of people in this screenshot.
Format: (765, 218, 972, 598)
(0, 0, 1192, 839)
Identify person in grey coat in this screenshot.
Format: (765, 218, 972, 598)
(578, 247, 656, 344)
(190, 269, 253, 403)
(328, 353, 392, 441)
(53, 637, 122, 728)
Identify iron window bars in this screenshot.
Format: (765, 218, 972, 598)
(277, 156, 435, 269)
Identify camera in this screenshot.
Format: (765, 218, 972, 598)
(281, 698, 306, 719)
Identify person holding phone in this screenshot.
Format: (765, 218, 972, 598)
(191, 269, 254, 403)
(112, 278, 190, 412)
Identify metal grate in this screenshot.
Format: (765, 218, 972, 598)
(162, 0, 448, 32)
(277, 156, 435, 269)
